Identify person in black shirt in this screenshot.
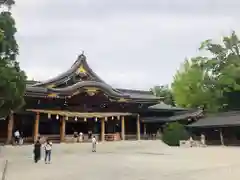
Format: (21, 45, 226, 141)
(33, 137, 41, 163)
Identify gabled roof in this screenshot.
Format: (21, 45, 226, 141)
(25, 54, 161, 104)
(188, 111, 240, 128)
(31, 54, 105, 87)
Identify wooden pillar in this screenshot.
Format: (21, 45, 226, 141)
(137, 114, 141, 140)
(121, 116, 125, 140)
(101, 118, 105, 141)
(33, 112, 40, 142)
(60, 116, 66, 143)
(6, 111, 14, 144)
(220, 129, 224, 146)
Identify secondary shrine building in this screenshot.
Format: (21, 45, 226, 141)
(0, 54, 165, 143)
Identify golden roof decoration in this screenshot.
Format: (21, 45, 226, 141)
(76, 65, 86, 74)
(48, 93, 58, 97)
(117, 98, 128, 102)
(47, 84, 55, 88)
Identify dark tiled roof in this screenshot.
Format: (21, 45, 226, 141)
(141, 109, 203, 123)
(141, 116, 175, 123)
(24, 54, 160, 103)
(169, 109, 203, 121)
(149, 102, 186, 111)
(188, 111, 240, 128)
(26, 80, 39, 85)
(118, 89, 161, 100)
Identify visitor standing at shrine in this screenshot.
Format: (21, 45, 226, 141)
(14, 130, 20, 145)
(44, 139, 53, 164)
(33, 137, 41, 163)
(79, 132, 83, 142)
(92, 136, 97, 152)
(201, 134, 206, 147)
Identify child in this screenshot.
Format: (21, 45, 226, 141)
(44, 139, 52, 164)
(92, 136, 97, 152)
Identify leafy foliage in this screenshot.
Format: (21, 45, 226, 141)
(171, 58, 221, 111)
(0, 2, 26, 117)
(172, 31, 240, 112)
(150, 85, 175, 106)
(162, 122, 189, 146)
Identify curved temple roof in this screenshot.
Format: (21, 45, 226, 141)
(26, 54, 161, 103)
(31, 54, 105, 87)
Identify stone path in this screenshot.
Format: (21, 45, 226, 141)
(0, 141, 240, 180)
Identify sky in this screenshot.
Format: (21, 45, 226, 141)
(12, 0, 240, 90)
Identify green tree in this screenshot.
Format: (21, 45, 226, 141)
(0, 1, 27, 117)
(171, 58, 221, 111)
(199, 31, 240, 110)
(150, 85, 175, 106)
(162, 122, 189, 146)
(172, 31, 240, 111)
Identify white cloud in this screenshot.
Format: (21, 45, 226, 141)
(11, 0, 240, 90)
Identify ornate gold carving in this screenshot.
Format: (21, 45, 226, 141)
(117, 98, 128, 102)
(76, 65, 86, 74)
(47, 84, 55, 88)
(85, 87, 98, 92)
(72, 90, 80, 96)
(85, 87, 99, 96)
(87, 91, 96, 96)
(48, 93, 57, 97)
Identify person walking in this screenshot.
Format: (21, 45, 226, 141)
(92, 136, 97, 152)
(44, 139, 52, 164)
(33, 137, 41, 163)
(14, 130, 20, 145)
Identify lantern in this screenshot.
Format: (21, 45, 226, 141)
(111, 116, 114, 120)
(56, 114, 59, 120)
(75, 116, 78, 121)
(48, 113, 51, 119)
(95, 117, 98, 122)
(117, 116, 120, 120)
(105, 117, 108, 121)
(65, 116, 68, 121)
(84, 117, 87, 122)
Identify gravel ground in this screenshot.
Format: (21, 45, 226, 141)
(0, 141, 239, 180)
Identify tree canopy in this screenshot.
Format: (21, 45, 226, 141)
(150, 85, 175, 106)
(0, 1, 27, 117)
(171, 31, 240, 112)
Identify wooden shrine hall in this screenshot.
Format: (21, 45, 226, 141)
(0, 54, 161, 144)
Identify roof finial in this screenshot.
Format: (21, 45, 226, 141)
(81, 50, 84, 55)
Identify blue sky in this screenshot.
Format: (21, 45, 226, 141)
(12, 0, 239, 90)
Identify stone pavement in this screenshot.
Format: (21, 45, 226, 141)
(0, 141, 240, 180)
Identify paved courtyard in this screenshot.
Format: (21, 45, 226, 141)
(0, 141, 240, 180)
